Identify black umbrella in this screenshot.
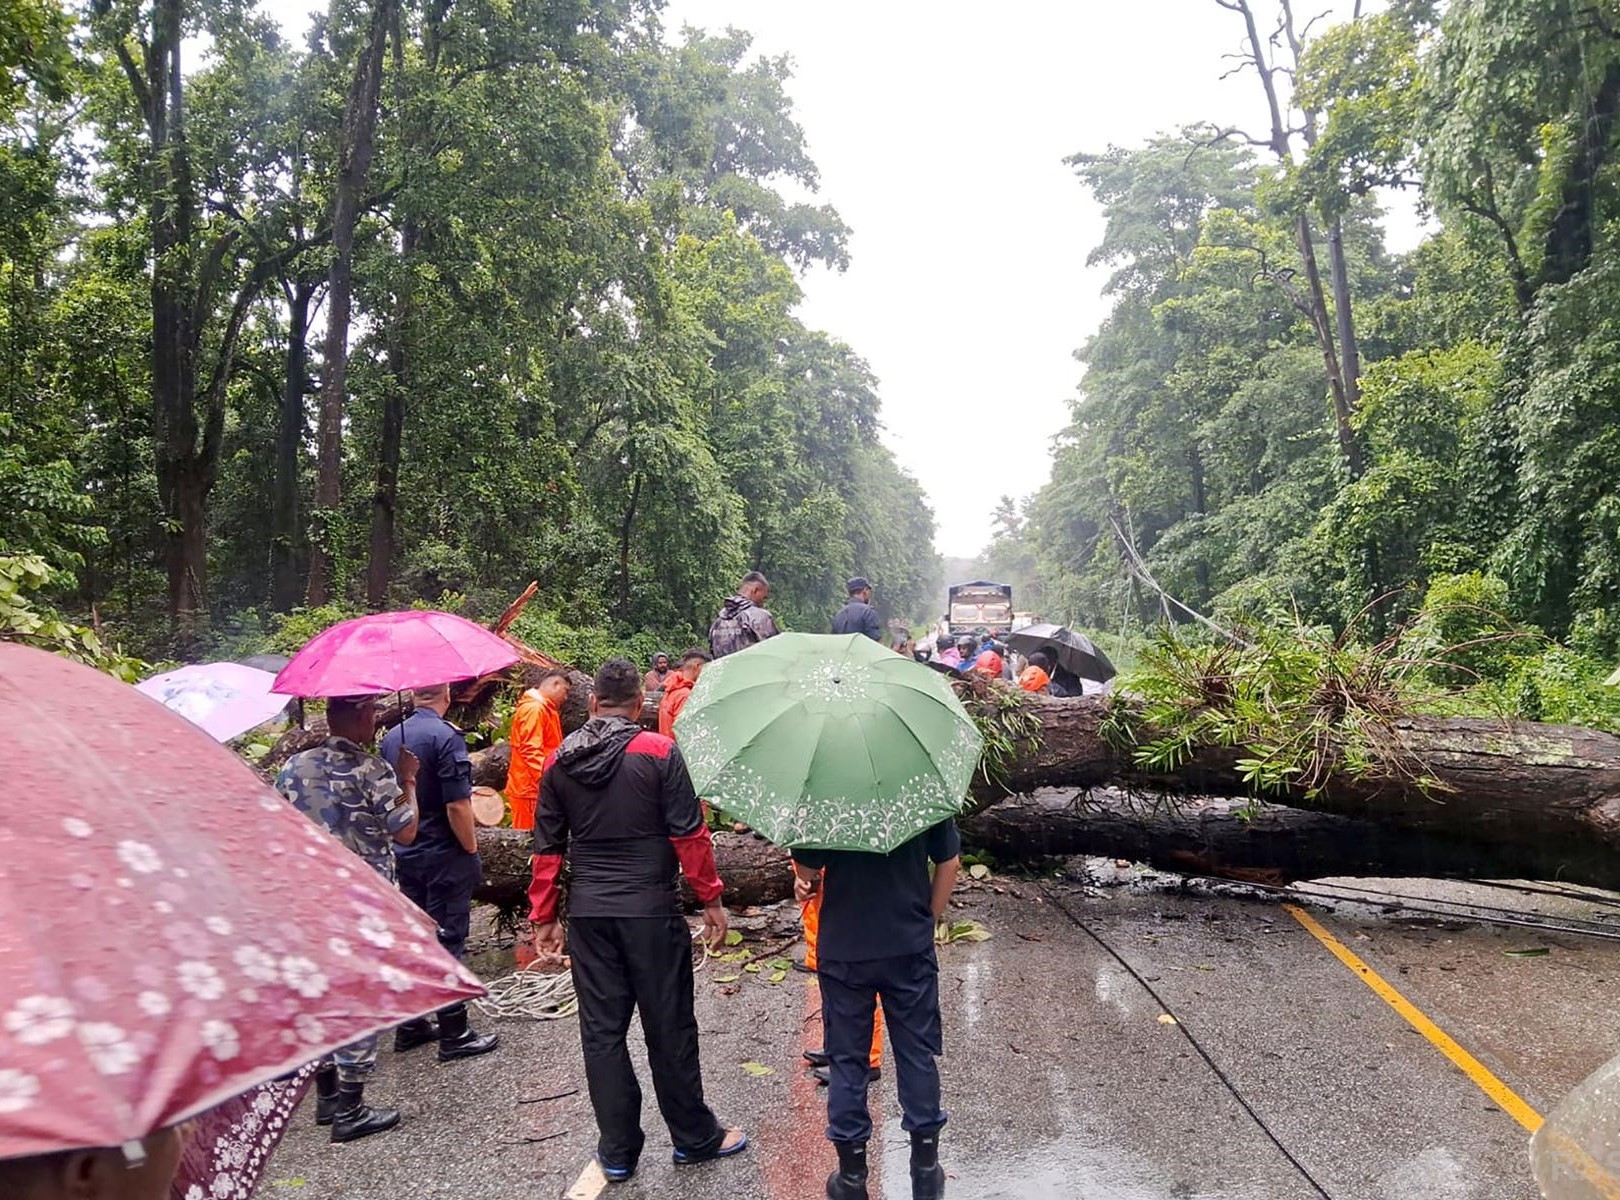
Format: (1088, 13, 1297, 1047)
(1006, 623, 1117, 683)
(239, 652, 292, 674)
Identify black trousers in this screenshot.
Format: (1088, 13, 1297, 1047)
(820, 951, 947, 1144)
(398, 843, 481, 959)
(569, 915, 723, 1166)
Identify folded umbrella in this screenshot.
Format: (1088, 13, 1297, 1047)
(674, 633, 983, 852)
(272, 610, 520, 697)
(0, 643, 485, 1164)
(1006, 622, 1117, 683)
(135, 662, 291, 743)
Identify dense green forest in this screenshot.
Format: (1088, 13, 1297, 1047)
(976, 0, 1620, 725)
(0, 0, 939, 665)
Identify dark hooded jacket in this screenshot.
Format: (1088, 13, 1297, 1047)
(709, 595, 780, 658)
(530, 716, 718, 918)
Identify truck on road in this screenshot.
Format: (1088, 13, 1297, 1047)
(946, 580, 1014, 636)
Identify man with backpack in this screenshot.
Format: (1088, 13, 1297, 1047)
(709, 571, 781, 657)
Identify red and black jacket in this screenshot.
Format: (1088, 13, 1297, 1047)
(527, 716, 722, 922)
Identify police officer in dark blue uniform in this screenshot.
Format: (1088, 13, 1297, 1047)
(831, 577, 882, 642)
(381, 681, 500, 1061)
(793, 821, 961, 1200)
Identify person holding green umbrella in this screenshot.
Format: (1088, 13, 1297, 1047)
(675, 633, 979, 1200)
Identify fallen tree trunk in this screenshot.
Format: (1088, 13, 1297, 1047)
(997, 696, 1620, 860)
(961, 789, 1620, 889)
(470, 784, 1620, 912)
(453, 694, 1620, 895)
(474, 826, 792, 910)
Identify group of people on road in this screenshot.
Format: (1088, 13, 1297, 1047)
(267, 568, 959, 1200)
(274, 683, 504, 1142)
(518, 570, 956, 1198)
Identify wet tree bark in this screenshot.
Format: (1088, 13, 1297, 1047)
(272, 280, 314, 612)
(306, 0, 395, 606)
(463, 692, 1620, 894)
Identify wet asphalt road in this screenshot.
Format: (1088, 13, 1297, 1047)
(263, 875, 1620, 1199)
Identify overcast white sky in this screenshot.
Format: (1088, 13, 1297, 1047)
(261, 0, 1415, 557)
(662, 1, 1424, 556)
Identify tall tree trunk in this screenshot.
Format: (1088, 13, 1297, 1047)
(364, 13, 415, 611)
(616, 473, 642, 616)
(1224, 0, 1361, 478)
(272, 280, 314, 612)
(143, 0, 207, 651)
(367, 319, 406, 609)
(307, 0, 395, 607)
(1540, 60, 1620, 290)
(1296, 212, 1361, 476)
(1326, 218, 1361, 411)
(1188, 443, 1211, 598)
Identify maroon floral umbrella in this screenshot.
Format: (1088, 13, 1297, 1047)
(0, 644, 484, 1175)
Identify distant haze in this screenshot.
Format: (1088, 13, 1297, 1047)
(664, 0, 1420, 558)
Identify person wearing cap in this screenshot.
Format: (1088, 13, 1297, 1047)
(275, 695, 419, 1142)
(832, 577, 881, 642)
(381, 683, 501, 1062)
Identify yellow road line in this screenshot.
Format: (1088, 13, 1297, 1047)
(1283, 903, 1544, 1133)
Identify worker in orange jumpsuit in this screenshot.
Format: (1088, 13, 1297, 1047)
(801, 877, 883, 1085)
(506, 667, 569, 831)
(657, 649, 711, 738)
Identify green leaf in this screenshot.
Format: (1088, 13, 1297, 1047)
(740, 1061, 774, 1077)
(968, 864, 990, 880)
(743, 962, 761, 974)
(724, 930, 743, 946)
(1503, 947, 1550, 958)
(713, 974, 740, 984)
(767, 969, 786, 984)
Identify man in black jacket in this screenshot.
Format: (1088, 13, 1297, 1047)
(529, 659, 747, 1182)
(831, 577, 881, 641)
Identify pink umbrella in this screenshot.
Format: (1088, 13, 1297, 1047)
(0, 642, 486, 1161)
(272, 610, 521, 698)
(135, 663, 292, 743)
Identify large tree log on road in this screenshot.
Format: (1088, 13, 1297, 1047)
(471, 786, 1620, 913)
(465, 693, 1620, 893)
(474, 827, 792, 910)
(998, 695, 1620, 863)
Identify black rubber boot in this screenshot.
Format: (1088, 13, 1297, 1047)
(313, 1064, 340, 1126)
(393, 1017, 437, 1052)
(330, 1082, 401, 1144)
(825, 1140, 869, 1200)
(436, 1003, 499, 1062)
(910, 1128, 945, 1199)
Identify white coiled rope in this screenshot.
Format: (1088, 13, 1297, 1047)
(472, 964, 578, 1021)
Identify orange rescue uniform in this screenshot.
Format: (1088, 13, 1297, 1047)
(506, 688, 562, 831)
(658, 673, 696, 739)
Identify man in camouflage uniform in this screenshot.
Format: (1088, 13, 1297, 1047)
(275, 695, 419, 1144)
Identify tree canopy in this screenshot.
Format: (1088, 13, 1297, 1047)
(993, 0, 1620, 703)
(0, 0, 938, 661)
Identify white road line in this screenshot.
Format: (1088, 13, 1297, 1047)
(562, 1157, 606, 1200)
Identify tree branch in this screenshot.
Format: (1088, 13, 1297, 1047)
(112, 40, 153, 127)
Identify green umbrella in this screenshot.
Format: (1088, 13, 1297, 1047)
(674, 632, 983, 852)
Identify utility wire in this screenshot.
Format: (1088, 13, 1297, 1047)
(1040, 883, 1336, 1200)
